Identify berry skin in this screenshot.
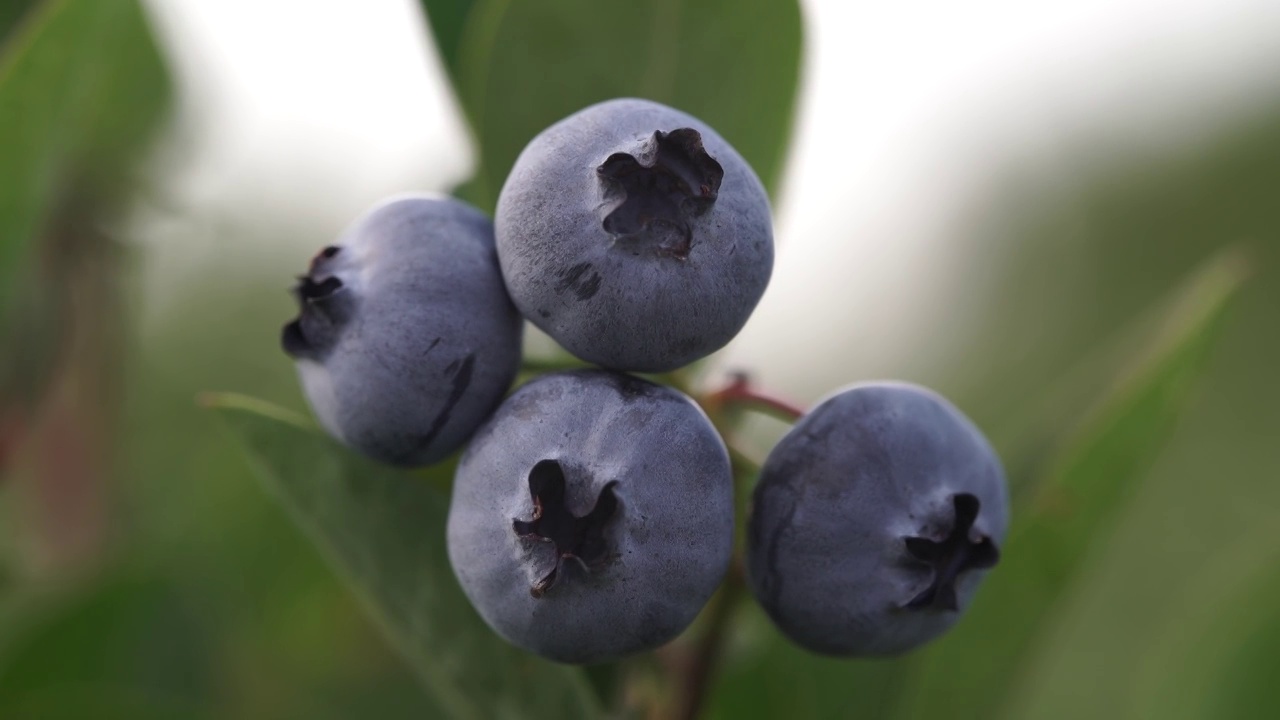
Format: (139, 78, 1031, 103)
(494, 98, 774, 373)
(746, 381, 1009, 657)
(446, 370, 734, 664)
(281, 194, 522, 467)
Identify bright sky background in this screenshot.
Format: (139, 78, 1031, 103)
(140, 0, 1280, 396)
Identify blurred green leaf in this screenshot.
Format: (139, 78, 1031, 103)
(0, 1, 38, 45)
(894, 248, 1251, 720)
(0, 572, 214, 714)
(418, 0, 475, 87)
(0, 687, 214, 720)
(453, 0, 802, 210)
(0, 0, 169, 410)
(208, 394, 600, 720)
(0, 0, 169, 292)
(1120, 522, 1280, 719)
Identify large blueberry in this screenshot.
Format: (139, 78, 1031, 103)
(281, 194, 522, 467)
(746, 382, 1009, 656)
(495, 98, 774, 373)
(446, 370, 734, 663)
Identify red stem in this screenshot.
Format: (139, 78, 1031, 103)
(706, 373, 805, 422)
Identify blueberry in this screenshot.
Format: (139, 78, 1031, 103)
(281, 194, 522, 467)
(494, 98, 774, 373)
(446, 369, 734, 663)
(746, 382, 1009, 656)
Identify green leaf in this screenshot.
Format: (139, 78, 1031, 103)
(0, 1, 38, 45)
(207, 394, 600, 720)
(453, 0, 802, 210)
(0, 0, 170, 409)
(0, 689, 214, 720)
(1123, 521, 1280, 719)
(418, 0, 476, 87)
(893, 247, 1251, 720)
(0, 0, 169, 289)
(0, 572, 215, 713)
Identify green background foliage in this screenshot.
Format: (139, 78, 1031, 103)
(1, 0, 1278, 718)
(449, 0, 801, 209)
(0, 0, 169, 412)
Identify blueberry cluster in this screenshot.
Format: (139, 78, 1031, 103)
(282, 98, 1008, 665)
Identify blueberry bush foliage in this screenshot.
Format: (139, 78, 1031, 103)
(2, 1, 1276, 719)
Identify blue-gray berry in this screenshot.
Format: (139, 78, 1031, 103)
(281, 194, 522, 467)
(494, 98, 774, 373)
(746, 382, 1009, 656)
(446, 370, 734, 663)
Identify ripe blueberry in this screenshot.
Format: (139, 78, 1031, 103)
(746, 381, 1009, 656)
(282, 194, 522, 467)
(446, 369, 734, 663)
(494, 98, 774, 373)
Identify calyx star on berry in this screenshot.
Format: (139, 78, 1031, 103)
(597, 128, 724, 260)
(903, 493, 1001, 611)
(512, 459, 619, 598)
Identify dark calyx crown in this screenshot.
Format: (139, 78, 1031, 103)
(281, 245, 352, 361)
(597, 128, 724, 260)
(512, 459, 619, 598)
(902, 493, 1000, 611)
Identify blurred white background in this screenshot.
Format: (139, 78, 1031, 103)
(140, 0, 1280, 397)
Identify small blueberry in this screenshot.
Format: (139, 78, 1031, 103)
(282, 194, 522, 467)
(494, 98, 774, 373)
(746, 381, 1009, 656)
(446, 369, 734, 663)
